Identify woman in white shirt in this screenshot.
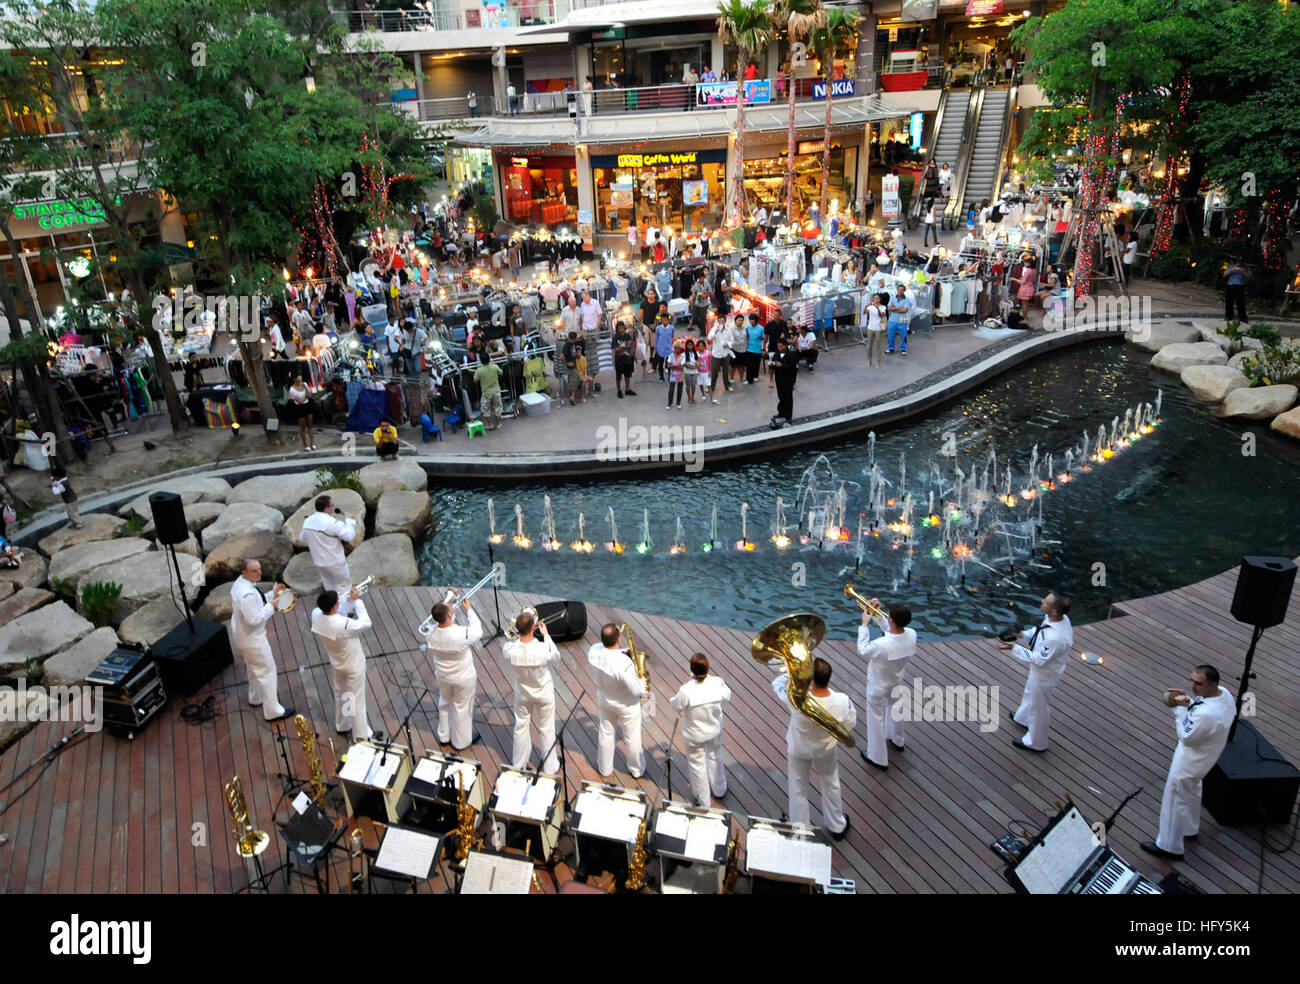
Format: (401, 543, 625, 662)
(863, 291, 886, 367)
(287, 374, 316, 451)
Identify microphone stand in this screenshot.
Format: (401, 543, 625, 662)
(535, 685, 588, 811)
(485, 542, 505, 640)
(663, 717, 679, 805)
(1102, 788, 1142, 833)
(382, 686, 431, 767)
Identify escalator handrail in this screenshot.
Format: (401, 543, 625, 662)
(910, 87, 952, 222)
(942, 85, 985, 225)
(987, 86, 1017, 205)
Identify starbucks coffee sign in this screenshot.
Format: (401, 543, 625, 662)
(12, 195, 122, 230)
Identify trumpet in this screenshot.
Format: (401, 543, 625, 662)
(844, 584, 887, 621)
(418, 564, 504, 637)
(353, 575, 376, 596)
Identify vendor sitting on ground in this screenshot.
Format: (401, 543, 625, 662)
(796, 325, 819, 370)
(373, 418, 400, 459)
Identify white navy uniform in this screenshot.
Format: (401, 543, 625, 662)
(857, 614, 916, 766)
(423, 610, 483, 750)
(1010, 615, 1073, 750)
(669, 675, 731, 806)
(587, 642, 647, 779)
(311, 599, 376, 739)
(1157, 688, 1234, 855)
(300, 511, 357, 600)
(772, 673, 856, 833)
(503, 634, 564, 773)
(229, 577, 285, 719)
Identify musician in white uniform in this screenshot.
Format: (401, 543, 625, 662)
(310, 587, 382, 742)
(502, 610, 563, 773)
(300, 494, 358, 605)
(669, 653, 731, 807)
(997, 592, 1073, 752)
(423, 598, 482, 750)
(1141, 664, 1235, 861)
(587, 623, 648, 779)
(228, 559, 293, 722)
(773, 658, 857, 840)
(857, 601, 915, 770)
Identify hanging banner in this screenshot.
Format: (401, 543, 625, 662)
(811, 79, 855, 100)
(682, 180, 708, 206)
(966, 1, 1003, 14)
(901, 0, 938, 21)
(695, 80, 772, 107)
(881, 174, 901, 224)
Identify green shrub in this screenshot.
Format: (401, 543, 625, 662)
(314, 466, 366, 498)
(80, 581, 123, 628)
(25, 657, 43, 686)
(1240, 336, 1300, 388)
(124, 515, 145, 535)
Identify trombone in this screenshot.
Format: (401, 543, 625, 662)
(418, 563, 504, 636)
(844, 584, 887, 621)
(504, 604, 566, 640)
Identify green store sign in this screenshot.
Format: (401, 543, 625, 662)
(12, 195, 122, 230)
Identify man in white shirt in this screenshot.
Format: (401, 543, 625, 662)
(755, 205, 769, 228)
(265, 316, 287, 359)
(310, 587, 381, 741)
(997, 591, 1073, 752)
(587, 623, 648, 779)
(669, 653, 731, 807)
(311, 327, 332, 356)
(422, 597, 483, 750)
(503, 610, 564, 773)
(300, 494, 358, 605)
(559, 295, 582, 338)
(857, 602, 916, 770)
(1142, 664, 1236, 861)
(796, 326, 818, 371)
(578, 291, 602, 333)
(229, 559, 293, 722)
(773, 657, 856, 839)
(290, 300, 314, 341)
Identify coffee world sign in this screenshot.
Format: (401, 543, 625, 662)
(12, 195, 122, 231)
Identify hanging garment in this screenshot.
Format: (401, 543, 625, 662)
(937, 283, 954, 318)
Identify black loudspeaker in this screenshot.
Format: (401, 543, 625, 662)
(1230, 556, 1296, 629)
(149, 618, 233, 697)
(148, 491, 190, 546)
(1202, 719, 1300, 825)
(536, 600, 587, 643)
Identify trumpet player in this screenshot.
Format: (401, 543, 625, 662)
(311, 586, 383, 743)
(503, 609, 563, 774)
(588, 623, 648, 780)
(773, 658, 856, 840)
(996, 591, 1073, 753)
(229, 559, 294, 722)
(669, 653, 731, 807)
(301, 495, 358, 610)
(424, 597, 482, 751)
(857, 601, 915, 771)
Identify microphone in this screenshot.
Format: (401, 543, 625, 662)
(334, 507, 344, 516)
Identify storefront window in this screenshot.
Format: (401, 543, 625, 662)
(446, 147, 493, 188)
(742, 143, 854, 220)
(591, 40, 625, 85)
(592, 149, 726, 234)
(500, 154, 577, 226)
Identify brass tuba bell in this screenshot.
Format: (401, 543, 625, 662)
(752, 613, 856, 747)
(504, 605, 539, 641)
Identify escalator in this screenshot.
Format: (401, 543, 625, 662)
(908, 88, 970, 225)
(943, 85, 1013, 227)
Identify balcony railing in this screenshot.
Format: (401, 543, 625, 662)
(5, 131, 141, 174)
(344, 2, 572, 33)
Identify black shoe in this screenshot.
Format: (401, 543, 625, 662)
(369, 730, 385, 742)
(1012, 738, 1045, 753)
(830, 817, 851, 841)
(890, 740, 904, 752)
(625, 389, 637, 396)
(268, 707, 296, 723)
(1008, 711, 1024, 725)
(779, 812, 789, 824)
(860, 750, 888, 770)
(336, 728, 349, 736)
(1139, 840, 1183, 862)
(617, 391, 624, 398)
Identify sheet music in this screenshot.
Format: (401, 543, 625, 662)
(338, 742, 377, 784)
(364, 748, 403, 789)
(445, 762, 478, 791)
(460, 852, 535, 895)
(375, 827, 440, 880)
(684, 817, 727, 862)
(746, 827, 832, 884)
(1015, 808, 1101, 895)
(413, 756, 444, 784)
(493, 772, 555, 821)
(575, 790, 643, 843)
(291, 791, 310, 815)
(655, 810, 690, 842)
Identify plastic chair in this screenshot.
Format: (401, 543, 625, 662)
(419, 413, 442, 442)
(443, 410, 461, 434)
(465, 419, 486, 439)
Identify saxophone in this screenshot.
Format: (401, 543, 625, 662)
(625, 817, 648, 891)
(294, 714, 328, 807)
(348, 828, 366, 893)
(223, 775, 269, 857)
(722, 835, 741, 894)
(454, 771, 480, 863)
(622, 623, 654, 716)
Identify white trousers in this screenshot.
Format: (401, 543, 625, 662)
(436, 668, 477, 749)
(1013, 672, 1057, 750)
(596, 697, 644, 778)
(238, 638, 284, 719)
(1156, 771, 1203, 855)
(684, 735, 727, 806)
(512, 692, 558, 774)
(318, 562, 353, 608)
(865, 688, 905, 767)
(332, 660, 372, 739)
(788, 748, 847, 833)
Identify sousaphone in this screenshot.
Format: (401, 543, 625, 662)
(752, 613, 855, 747)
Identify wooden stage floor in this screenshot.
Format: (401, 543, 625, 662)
(2, 562, 1297, 894)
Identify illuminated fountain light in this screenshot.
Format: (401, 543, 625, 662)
(487, 498, 504, 544)
(772, 495, 789, 548)
(670, 516, 687, 555)
(512, 503, 531, 549)
(570, 511, 595, 552)
(605, 506, 623, 553)
(702, 503, 718, 553)
(541, 495, 561, 551)
(635, 508, 653, 555)
(736, 501, 753, 551)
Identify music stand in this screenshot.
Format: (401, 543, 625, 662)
(652, 800, 732, 895)
(744, 815, 832, 894)
(458, 847, 537, 895)
(270, 716, 307, 796)
(570, 781, 650, 887)
(371, 825, 446, 894)
(279, 798, 346, 894)
(487, 766, 564, 881)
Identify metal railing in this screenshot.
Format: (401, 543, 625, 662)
(5, 131, 141, 174)
(345, 1, 573, 33)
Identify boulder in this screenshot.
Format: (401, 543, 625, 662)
(43, 627, 121, 686)
(1220, 384, 1299, 420)
(142, 501, 224, 538)
(204, 532, 295, 582)
(1180, 365, 1250, 404)
(172, 534, 203, 558)
(282, 552, 324, 596)
(0, 601, 94, 669)
(0, 587, 55, 623)
(374, 490, 432, 539)
(1226, 350, 1254, 372)
(1126, 321, 1199, 353)
(118, 598, 188, 646)
(47, 537, 153, 594)
(76, 550, 204, 622)
(1271, 405, 1300, 441)
(357, 459, 427, 507)
(37, 513, 126, 557)
(1151, 342, 1228, 374)
(228, 473, 319, 517)
(282, 488, 367, 551)
(0, 551, 47, 593)
(0, 581, 12, 600)
(196, 580, 275, 623)
(118, 477, 232, 520)
(202, 502, 286, 553)
(347, 533, 419, 587)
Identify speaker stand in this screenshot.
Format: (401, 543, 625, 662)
(1229, 624, 1264, 741)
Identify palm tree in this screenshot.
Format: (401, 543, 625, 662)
(717, 0, 773, 225)
(773, 0, 825, 222)
(811, 8, 859, 216)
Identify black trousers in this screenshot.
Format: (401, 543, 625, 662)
(775, 373, 796, 421)
(1225, 284, 1248, 323)
(745, 351, 762, 383)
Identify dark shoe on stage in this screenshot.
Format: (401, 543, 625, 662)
(368, 731, 385, 742)
(860, 750, 888, 770)
(890, 741, 904, 752)
(268, 707, 296, 723)
(1008, 711, 1025, 725)
(453, 731, 482, 751)
(1012, 738, 1045, 753)
(830, 817, 851, 841)
(336, 728, 349, 736)
(626, 389, 637, 396)
(1140, 841, 1183, 862)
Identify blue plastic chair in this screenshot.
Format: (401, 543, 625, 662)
(419, 413, 442, 442)
(443, 410, 461, 435)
